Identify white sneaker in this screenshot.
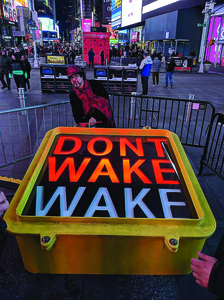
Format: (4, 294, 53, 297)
(151, 85, 155, 87)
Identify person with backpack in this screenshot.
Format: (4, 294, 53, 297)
(11, 54, 25, 90)
(21, 55, 31, 90)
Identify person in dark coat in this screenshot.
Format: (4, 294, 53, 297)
(191, 235, 224, 300)
(8, 48, 14, 59)
(100, 50, 104, 65)
(152, 57, 161, 86)
(67, 66, 115, 128)
(21, 55, 31, 90)
(0, 50, 12, 90)
(0, 192, 9, 273)
(164, 58, 176, 88)
(70, 49, 76, 64)
(11, 54, 25, 90)
(88, 48, 95, 69)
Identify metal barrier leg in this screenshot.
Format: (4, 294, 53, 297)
(18, 88, 26, 116)
(130, 93, 138, 120)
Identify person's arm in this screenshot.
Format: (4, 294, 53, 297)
(139, 59, 146, 70)
(191, 251, 218, 288)
(208, 260, 224, 298)
(28, 61, 31, 72)
(0, 192, 9, 216)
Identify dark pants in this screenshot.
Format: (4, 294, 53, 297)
(152, 72, 159, 85)
(89, 60, 94, 69)
(101, 59, 104, 66)
(165, 72, 174, 87)
(13, 75, 25, 89)
(0, 73, 11, 88)
(141, 76, 149, 95)
(25, 78, 30, 90)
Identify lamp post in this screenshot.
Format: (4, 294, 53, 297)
(32, 29, 39, 68)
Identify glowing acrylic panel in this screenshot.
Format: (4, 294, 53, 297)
(22, 134, 198, 219)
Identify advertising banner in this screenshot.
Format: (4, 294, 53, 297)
(38, 17, 54, 31)
(115, 0, 121, 9)
(103, 0, 111, 24)
(46, 56, 66, 65)
(122, 0, 142, 27)
(205, 16, 224, 64)
(2, 1, 18, 25)
(171, 57, 193, 72)
(131, 32, 139, 43)
(15, 0, 29, 8)
(82, 19, 92, 32)
(83, 32, 110, 64)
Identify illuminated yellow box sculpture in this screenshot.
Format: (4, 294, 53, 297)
(5, 128, 216, 274)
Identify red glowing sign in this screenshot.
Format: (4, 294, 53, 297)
(22, 135, 197, 219)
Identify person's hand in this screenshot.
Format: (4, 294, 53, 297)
(89, 117, 97, 127)
(191, 251, 218, 288)
(0, 191, 9, 216)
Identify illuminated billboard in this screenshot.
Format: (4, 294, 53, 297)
(38, 17, 54, 31)
(82, 19, 92, 32)
(122, 0, 142, 27)
(2, 0, 18, 25)
(15, 0, 29, 8)
(111, 0, 121, 29)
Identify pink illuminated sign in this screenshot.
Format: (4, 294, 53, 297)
(205, 16, 224, 64)
(82, 19, 92, 32)
(131, 32, 139, 42)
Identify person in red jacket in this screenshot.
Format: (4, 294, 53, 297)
(67, 66, 115, 128)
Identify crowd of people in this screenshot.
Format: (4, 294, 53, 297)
(0, 48, 31, 91)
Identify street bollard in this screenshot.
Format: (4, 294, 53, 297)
(120, 58, 122, 66)
(130, 92, 138, 120)
(106, 58, 108, 66)
(185, 94, 195, 122)
(18, 88, 26, 116)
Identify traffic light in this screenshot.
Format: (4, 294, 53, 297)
(209, 39, 215, 46)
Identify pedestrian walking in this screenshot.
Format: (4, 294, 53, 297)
(164, 58, 176, 89)
(21, 55, 31, 90)
(11, 54, 25, 90)
(100, 50, 104, 65)
(152, 56, 161, 86)
(70, 49, 76, 64)
(88, 48, 95, 69)
(139, 52, 152, 95)
(0, 49, 12, 90)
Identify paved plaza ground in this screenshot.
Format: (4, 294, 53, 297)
(0, 66, 223, 299)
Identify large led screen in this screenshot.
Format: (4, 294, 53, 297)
(38, 17, 54, 31)
(122, 0, 142, 27)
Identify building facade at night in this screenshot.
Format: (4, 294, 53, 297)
(0, 0, 40, 47)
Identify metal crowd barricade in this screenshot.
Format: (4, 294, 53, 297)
(199, 113, 224, 180)
(0, 101, 74, 169)
(0, 94, 215, 169)
(110, 94, 215, 147)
